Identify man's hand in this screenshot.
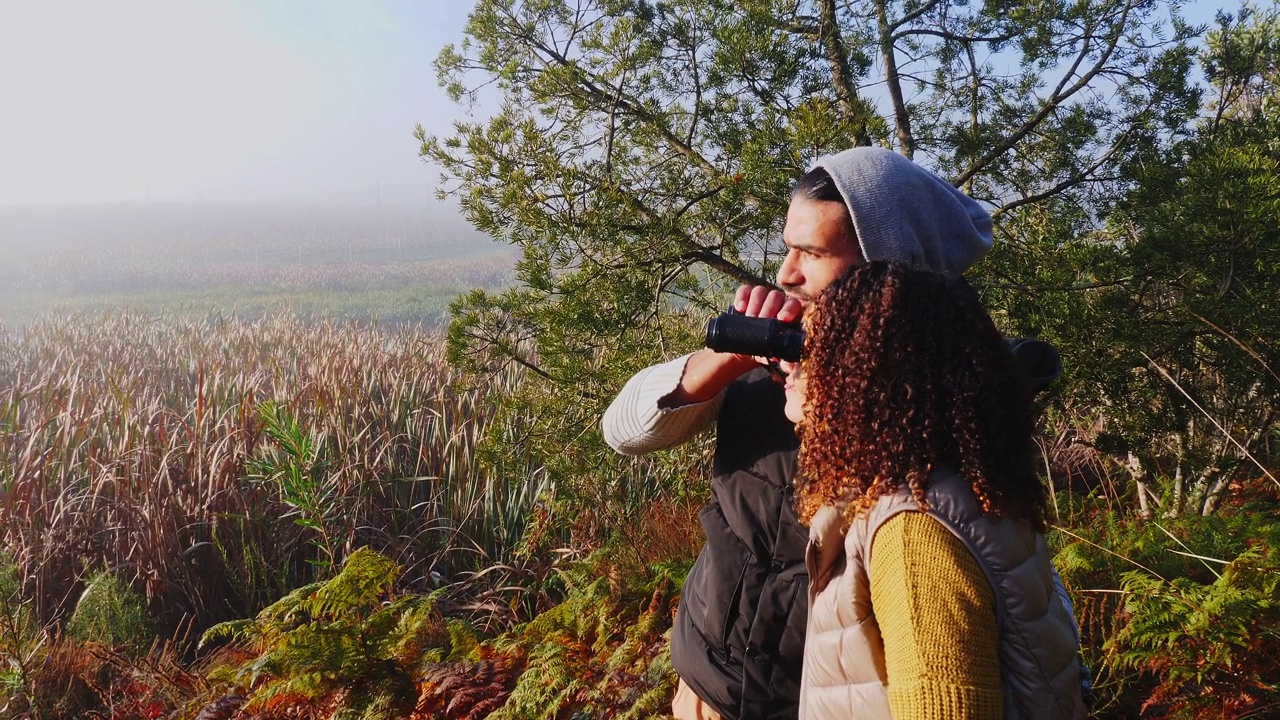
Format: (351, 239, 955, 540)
(733, 285, 804, 324)
(660, 285, 801, 407)
(732, 285, 804, 381)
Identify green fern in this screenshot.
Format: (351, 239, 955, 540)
(200, 547, 453, 720)
(1111, 542, 1280, 718)
(1052, 500, 1280, 716)
(481, 554, 681, 720)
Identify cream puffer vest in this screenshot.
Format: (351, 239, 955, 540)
(799, 469, 1086, 720)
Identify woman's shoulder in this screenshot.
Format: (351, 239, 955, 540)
(870, 511, 984, 577)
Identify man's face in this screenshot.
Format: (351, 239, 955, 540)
(777, 197, 863, 303)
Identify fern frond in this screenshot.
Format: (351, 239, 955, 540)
(416, 651, 524, 720)
(305, 547, 401, 619)
(199, 619, 260, 650)
(257, 580, 325, 628)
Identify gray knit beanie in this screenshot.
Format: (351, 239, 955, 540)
(810, 147, 993, 277)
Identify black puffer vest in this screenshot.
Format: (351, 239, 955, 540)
(671, 368, 810, 720)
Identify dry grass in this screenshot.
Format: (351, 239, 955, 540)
(0, 309, 544, 633)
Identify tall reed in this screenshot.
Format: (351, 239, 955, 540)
(0, 309, 544, 633)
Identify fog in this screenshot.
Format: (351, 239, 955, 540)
(0, 1, 509, 325)
(0, 202, 495, 266)
(0, 199, 500, 306)
(0, 201, 505, 325)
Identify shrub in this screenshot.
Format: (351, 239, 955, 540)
(67, 571, 157, 656)
(1113, 544, 1280, 719)
(1054, 494, 1280, 718)
(201, 547, 448, 720)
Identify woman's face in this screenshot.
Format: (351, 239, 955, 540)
(782, 359, 807, 424)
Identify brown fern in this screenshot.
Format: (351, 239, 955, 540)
(413, 648, 525, 720)
(1076, 590, 1124, 649)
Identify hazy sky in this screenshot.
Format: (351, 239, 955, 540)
(0, 0, 473, 206)
(1, 1, 1226, 208)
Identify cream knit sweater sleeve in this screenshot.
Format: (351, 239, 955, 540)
(601, 354, 723, 455)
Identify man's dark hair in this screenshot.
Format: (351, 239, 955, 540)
(792, 166, 844, 203)
(791, 166, 860, 253)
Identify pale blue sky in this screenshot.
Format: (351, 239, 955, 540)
(0, 0, 472, 205)
(0, 0, 1229, 207)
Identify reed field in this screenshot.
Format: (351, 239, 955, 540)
(0, 302, 708, 719)
(0, 309, 550, 635)
(0, 208, 711, 717)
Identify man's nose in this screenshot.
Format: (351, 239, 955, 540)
(777, 252, 801, 288)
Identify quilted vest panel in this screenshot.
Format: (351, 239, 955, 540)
(800, 469, 1085, 720)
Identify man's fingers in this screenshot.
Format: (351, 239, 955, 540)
(775, 297, 804, 323)
(744, 286, 773, 316)
(734, 285, 794, 320)
(758, 291, 787, 319)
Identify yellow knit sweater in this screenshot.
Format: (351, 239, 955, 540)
(869, 512, 1004, 720)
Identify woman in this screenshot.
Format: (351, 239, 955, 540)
(785, 262, 1086, 720)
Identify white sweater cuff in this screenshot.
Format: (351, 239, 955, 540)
(602, 353, 722, 454)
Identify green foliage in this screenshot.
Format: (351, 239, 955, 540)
(484, 554, 681, 720)
(1053, 499, 1280, 717)
(985, 5, 1280, 519)
(1062, 100, 1280, 516)
(1114, 545, 1280, 718)
(66, 571, 156, 656)
(1204, 1, 1280, 123)
(196, 548, 681, 719)
(0, 553, 38, 710)
(201, 547, 450, 720)
(250, 401, 339, 570)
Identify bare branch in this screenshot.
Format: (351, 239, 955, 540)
(954, 0, 1138, 186)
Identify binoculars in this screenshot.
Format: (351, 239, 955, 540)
(704, 311, 804, 362)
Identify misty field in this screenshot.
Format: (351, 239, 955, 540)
(0, 203, 513, 328)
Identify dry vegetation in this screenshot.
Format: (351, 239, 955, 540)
(0, 310, 545, 635)
(0, 306, 702, 719)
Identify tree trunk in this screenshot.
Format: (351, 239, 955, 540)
(1167, 461, 1186, 518)
(1201, 416, 1277, 515)
(1201, 471, 1233, 516)
(874, 0, 914, 157)
(1128, 451, 1154, 519)
(817, 0, 871, 146)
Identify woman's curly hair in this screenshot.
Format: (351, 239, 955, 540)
(794, 261, 1046, 530)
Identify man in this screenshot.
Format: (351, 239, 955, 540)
(602, 146, 999, 719)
